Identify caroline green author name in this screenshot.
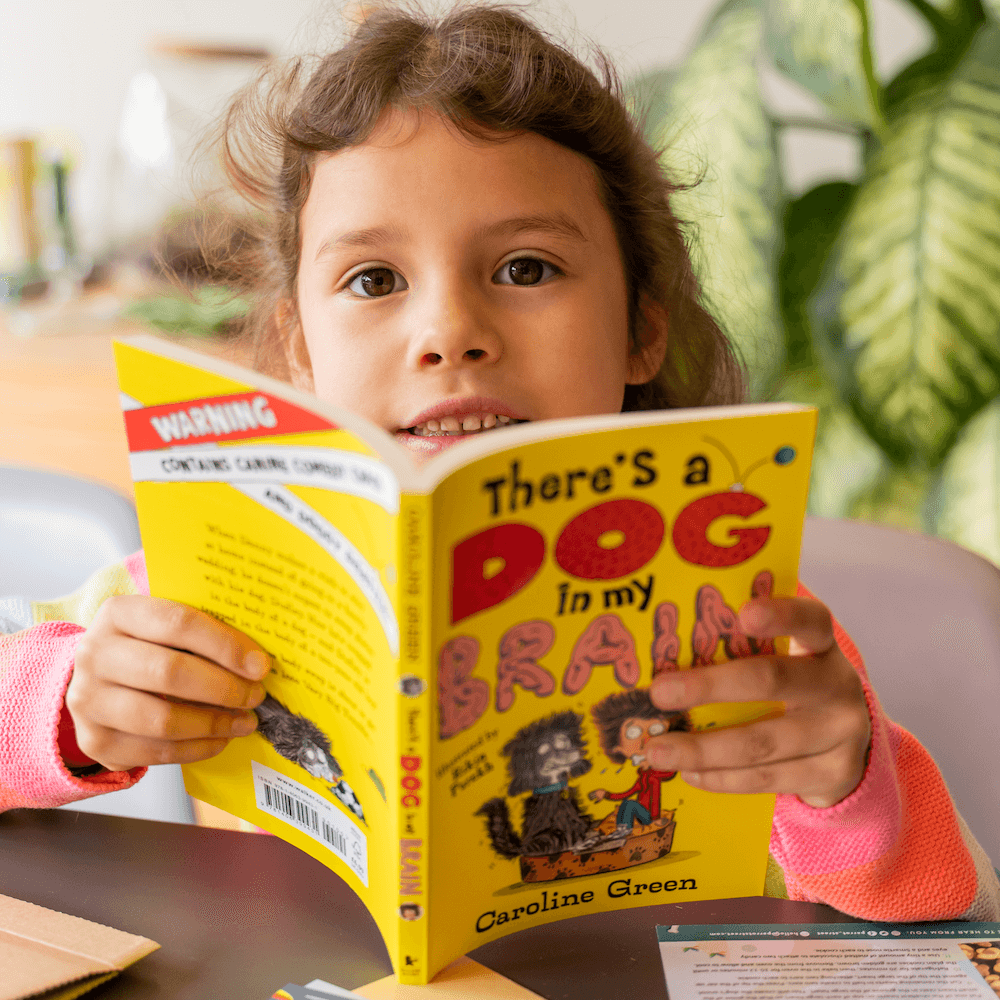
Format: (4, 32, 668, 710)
(475, 877, 698, 932)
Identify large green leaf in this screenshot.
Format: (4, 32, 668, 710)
(811, 22, 1000, 466)
(779, 181, 857, 369)
(985, 0, 1000, 21)
(652, 0, 785, 400)
(772, 366, 886, 517)
(937, 396, 1000, 565)
(848, 465, 932, 531)
(762, 0, 882, 130)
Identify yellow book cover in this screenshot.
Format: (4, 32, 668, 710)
(114, 333, 817, 985)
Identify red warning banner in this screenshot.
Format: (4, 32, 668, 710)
(123, 392, 336, 453)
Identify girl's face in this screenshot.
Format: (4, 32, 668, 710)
(291, 108, 665, 457)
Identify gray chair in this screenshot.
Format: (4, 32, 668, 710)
(0, 464, 194, 824)
(800, 515, 1000, 866)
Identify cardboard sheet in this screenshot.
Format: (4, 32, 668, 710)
(0, 893, 159, 1000)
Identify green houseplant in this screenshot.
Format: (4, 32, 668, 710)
(630, 0, 1000, 564)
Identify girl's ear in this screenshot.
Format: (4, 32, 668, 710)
(626, 297, 669, 385)
(277, 298, 314, 392)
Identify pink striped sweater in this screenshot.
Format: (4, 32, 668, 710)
(1, 553, 997, 922)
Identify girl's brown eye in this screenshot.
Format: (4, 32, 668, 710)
(506, 258, 544, 285)
(348, 267, 405, 297)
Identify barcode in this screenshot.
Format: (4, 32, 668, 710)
(322, 821, 346, 855)
(252, 760, 368, 887)
(262, 783, 321, 833)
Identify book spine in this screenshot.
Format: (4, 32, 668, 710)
(395, 493, 432, 984)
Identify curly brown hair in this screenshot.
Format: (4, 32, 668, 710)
(211, 0, 745, 409)
(591, 689, 689, 764)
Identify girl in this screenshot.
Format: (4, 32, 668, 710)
(2, 1, 996, 925)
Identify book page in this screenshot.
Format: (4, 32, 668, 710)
(422, 407, 816, 976)
(657, 922, 1000, 998)
(115, 340, 402, 948)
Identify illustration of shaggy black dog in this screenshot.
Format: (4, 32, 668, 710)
(255, 693, 365, 823)
(476, 711, 593, 858)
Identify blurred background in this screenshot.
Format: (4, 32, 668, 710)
(2, 0, 998, 564)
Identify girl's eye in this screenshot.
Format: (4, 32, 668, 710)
(494, 257, 561, 286)
(648, 722, 665, 737)
(346, 266, 408, 297)
(625, 724, 642, 740)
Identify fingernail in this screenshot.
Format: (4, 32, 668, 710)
(244, 683, 266, 709)
(243, 650, 271, 680)
(232, 712, 258, 737)
(684, 771, 702, 784)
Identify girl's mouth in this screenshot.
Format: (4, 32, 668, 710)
(394, 399, 531, 453)
(406, 413, 528, 437)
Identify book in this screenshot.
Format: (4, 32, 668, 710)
(656, 921, 1000, 998)
(113, 333, 817, 985)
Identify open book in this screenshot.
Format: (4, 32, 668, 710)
(114, 334, 817, 985)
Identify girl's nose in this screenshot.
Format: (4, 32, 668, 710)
(409, 283, 503, 369)
(421, 346, 492, 366)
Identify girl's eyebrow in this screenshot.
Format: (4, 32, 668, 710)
(313, 212, 589, 263)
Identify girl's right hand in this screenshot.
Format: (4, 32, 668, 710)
(66, 595, 271, 772)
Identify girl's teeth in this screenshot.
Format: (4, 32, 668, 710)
(409, 413, 523, 436)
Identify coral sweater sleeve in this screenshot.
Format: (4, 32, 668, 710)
(0, 553, 149, 811)
(768, 583, 1000, 921)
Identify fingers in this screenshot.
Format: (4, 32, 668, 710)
(644, 595, 871, 806)
(74, 682, 260, 741)
(66, 673, 261, 771)
(644, 704, 867, 780)
(93, 595, 271, 682)
(73, 724, 234, 773)
(654, 742, 868, 807)
(78, 631, 268, 710)
(67, 595, 274, 772)
(739, 595, 835, 657)
(650, 651, 840, 712)
(649, 599, 851, 714)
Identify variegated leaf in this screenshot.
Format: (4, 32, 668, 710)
(848, 466, 931, 532)
(937, 397, 1000, 566)
(654, 0, 784, 399)
(811, 22, 1000, 466)
(762, 0, 881, 130)
(772, 366, 886, 518)
(809, 406, 887, 517)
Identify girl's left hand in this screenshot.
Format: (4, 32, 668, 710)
(644, 596, 872, 809)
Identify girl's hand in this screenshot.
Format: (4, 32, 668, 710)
(66, 595, 271, 772)
(644, 596, 871, 809)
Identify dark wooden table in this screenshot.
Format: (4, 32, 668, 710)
(0, 808, 859, 999)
